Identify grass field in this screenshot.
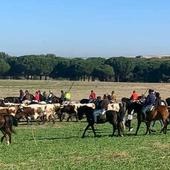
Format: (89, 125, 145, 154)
(0, 80, 170, 170)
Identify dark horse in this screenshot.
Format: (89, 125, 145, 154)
(0, 114, 18, 144)
(128, 102, 169, 135)
(77, 105, 124, 138)
(4, 97, 21, 103)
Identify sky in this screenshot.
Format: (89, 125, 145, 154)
(0, 0, 170, 57)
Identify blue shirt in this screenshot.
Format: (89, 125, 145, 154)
(144, 93, 156, 106)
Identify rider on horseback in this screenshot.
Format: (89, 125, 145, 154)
(93, 95, 110, 123)
(141, 89, 156, 120)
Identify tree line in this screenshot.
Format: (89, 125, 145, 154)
(0, 52, 170, 82)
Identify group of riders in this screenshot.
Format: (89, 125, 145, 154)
(19, 89, 71, 104)
(88, 89, 164, 124)
(18, 88, 164, 124)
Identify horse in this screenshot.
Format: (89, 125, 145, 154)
(121, 96, 145, 132)
(80, 99, 90, 104)
(127, 102, 169, 135)
(0, 114, 18, 145)
(121, 97, 133, 131)
(165, 98, 170, 106)
(4, 97, 21, 104)
(0, 99, 5, 106)
(47, 96, 62, 104)
(77, 103, 125, 138)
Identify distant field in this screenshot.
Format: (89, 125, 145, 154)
(0, 80, 170, 101)
(0, 80, 170, 170)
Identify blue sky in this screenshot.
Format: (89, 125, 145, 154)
(0, 0, 170, 57)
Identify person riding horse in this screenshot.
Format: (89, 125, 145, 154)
(141, 89, 156, 120)
(93, 95, 110, 123)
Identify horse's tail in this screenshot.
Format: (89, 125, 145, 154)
(3, 115, 17, 134)
(10, 115, 18, 134)
(12, 115, 18, 127)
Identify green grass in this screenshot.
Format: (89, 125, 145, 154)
(0, 121, 170, 170)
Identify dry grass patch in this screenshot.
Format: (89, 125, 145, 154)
(110, 151, 130, 159)
(71, 151, 131, 164)
(152, 142, 170, 150)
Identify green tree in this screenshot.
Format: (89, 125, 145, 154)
(0, 59, 10, 75)
(106, 57, 133, 82)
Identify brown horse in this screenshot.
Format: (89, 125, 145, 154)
(128, 102, 169, 135)
(0, 114, 18, 145)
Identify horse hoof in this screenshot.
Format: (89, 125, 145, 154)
(109, 134, 114, 137)
(150, 129, 156, 132)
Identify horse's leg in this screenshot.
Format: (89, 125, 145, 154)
(145, 121, 151, 135)
(75, 113, 78, 122)
(50, 115, 55, 124)
(111, 123, 116, 137)
(135, 119, 141, 135)
(4, 127, 12, 145)
(91, 124, 97, 137)
(163, 120, 168, 134)
(6, 131, 11, 145)
(82, 124, 90, 138)
(67, 115, 71, 122)
(1, 130, 5, 143)
(117, 122, 124, 137)
(152, 120, 156, 127)
(127, 120, 131, 131)
(160, 119, 166, 133)
(161, 119, 168, 134)
(120, 122, 124, 136)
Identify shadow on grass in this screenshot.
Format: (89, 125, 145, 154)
(28, 135, 80, 141)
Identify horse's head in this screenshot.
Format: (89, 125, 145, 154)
(128, 102, 143, 115)
(77, 105, 94, 120)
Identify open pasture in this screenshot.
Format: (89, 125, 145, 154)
(0, 80, 170, 170)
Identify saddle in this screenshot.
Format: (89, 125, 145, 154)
(148, 106, 155, 112)
(94, 109, 106, 123)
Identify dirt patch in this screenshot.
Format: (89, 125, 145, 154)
(110, 151, 130, 159)
(71, 151, 130, 164)
(152, 142, 170, 149)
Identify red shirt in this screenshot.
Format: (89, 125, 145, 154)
(89, 92, 96, 99)
(35, 93, 40, 101)
(130, 92, 139, 101)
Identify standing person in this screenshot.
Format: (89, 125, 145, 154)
(142, 89, 156, 120)
(89, 90, 96, 101)
(130, 90, 139, 102)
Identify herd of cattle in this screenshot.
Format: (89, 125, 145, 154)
(0, 97, 94, 124)
(0, 96, 121, 124)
